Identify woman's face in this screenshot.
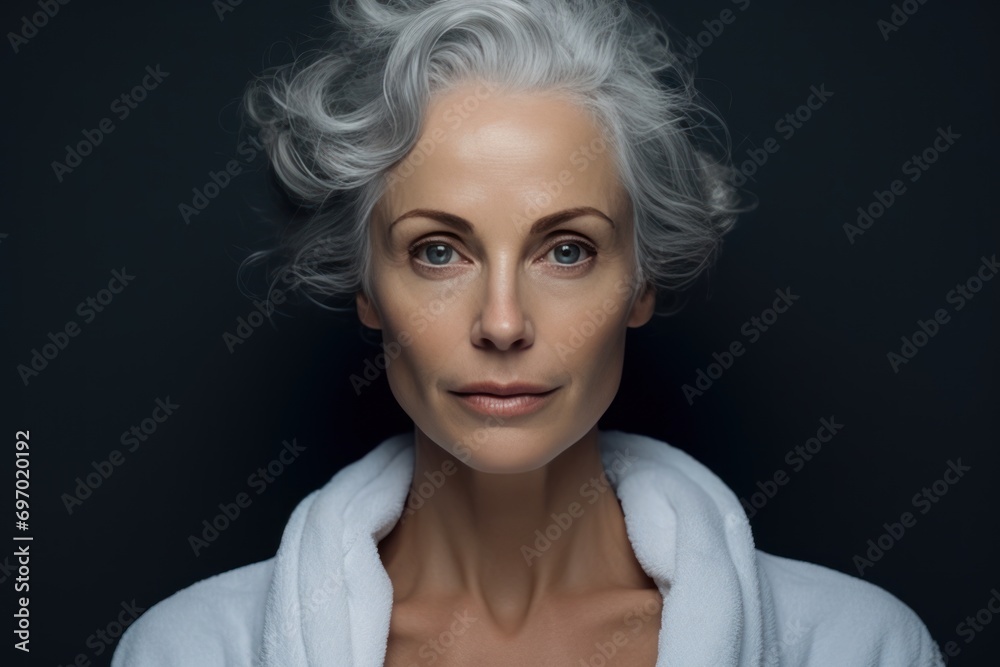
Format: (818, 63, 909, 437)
(358, 82, 655, 473)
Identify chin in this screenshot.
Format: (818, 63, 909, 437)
(455, 444, 561, 474)
(438, 423, 590, 474)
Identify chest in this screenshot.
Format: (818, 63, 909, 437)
(382, 592, 662, 667)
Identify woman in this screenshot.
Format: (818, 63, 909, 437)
(113, 0, 943, 664)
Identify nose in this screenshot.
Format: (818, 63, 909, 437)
(471, 263, 533, 351)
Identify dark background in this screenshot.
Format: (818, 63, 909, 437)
(2, 0, 997, 664)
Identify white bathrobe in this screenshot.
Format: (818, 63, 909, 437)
(112, 430, 944, 666)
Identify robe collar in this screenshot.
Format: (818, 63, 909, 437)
(258, 429, 779, 666)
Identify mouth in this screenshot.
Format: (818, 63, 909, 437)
(448, 385, 558, 418)
(450, 382, 556, 396)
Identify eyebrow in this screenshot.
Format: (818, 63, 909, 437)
(387, 205, 616, 237)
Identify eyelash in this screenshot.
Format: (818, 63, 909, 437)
(408, 236, 598, 273)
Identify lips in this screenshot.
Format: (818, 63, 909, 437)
(449, 383, 558, 418)
(450, 382, 555, 397)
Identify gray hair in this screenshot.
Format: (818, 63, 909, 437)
(238, 0, 751, 317)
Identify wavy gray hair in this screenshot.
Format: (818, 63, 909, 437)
(239, 0, 750, 316)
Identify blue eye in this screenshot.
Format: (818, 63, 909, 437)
(551, 243, 582, 264)
(420, 243, 455, 265)
(410, 238, 596, 272)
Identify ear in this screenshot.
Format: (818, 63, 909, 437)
(626, 281, 656, 328)
(356, 290, 382, 330)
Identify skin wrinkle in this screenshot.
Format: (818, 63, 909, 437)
(357, 83, 661, 659)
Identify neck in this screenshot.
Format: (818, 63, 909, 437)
(377, 423, 656, 630)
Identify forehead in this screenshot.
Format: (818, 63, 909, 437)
(381, 83, 627, 225)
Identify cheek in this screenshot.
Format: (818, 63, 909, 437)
(378, 299, 466, 410)
(545, 283, 632, 376)
(575, 317, 628, 418)
(382, 271, 472, 332)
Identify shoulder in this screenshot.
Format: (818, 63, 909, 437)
(111, 558, 274, 666)
(757, 550, 944, 666)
